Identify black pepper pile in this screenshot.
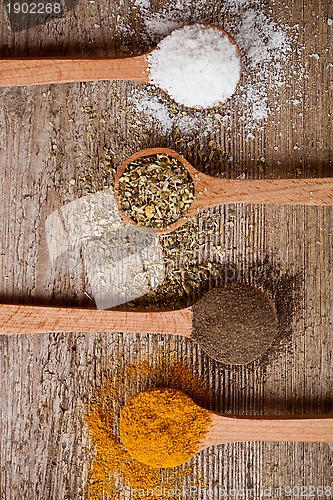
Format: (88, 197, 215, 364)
(192, 284, 278, 364)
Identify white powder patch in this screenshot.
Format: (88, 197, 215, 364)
(237, 10, 289, 66)
(144, 18, 181, 37)
(130, 91, 232, 140)
(147, 24, 241, 108)
(131, 93, 173, 133)
(133, 0, 150, 8)
(130, 88, 229, 141)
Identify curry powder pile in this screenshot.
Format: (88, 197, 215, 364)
(85, 359, 211, 499)
(120, 388, 212, 468)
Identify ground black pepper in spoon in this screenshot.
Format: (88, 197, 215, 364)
(192, 284, 278, 364)
(0, 284, 278, 364)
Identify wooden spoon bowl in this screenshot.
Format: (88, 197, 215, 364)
(114, 147, 333, 234)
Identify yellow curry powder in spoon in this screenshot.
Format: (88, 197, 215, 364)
(85, 360, 210, 498)
(120, 388, 212, 468)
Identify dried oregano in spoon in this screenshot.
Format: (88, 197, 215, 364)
(117, 153, 195, 229)
(115, 148, 333, 233)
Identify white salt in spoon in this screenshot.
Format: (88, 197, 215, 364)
(0, 24, 241, 108)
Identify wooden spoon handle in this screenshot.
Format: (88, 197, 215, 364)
(0, 303, 192, 336)
(193, 177, 333, 209)
(204, 413, 333, 447)
(0, 56, 149, 87)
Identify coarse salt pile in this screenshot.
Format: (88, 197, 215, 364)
(147, 24, 241, 108)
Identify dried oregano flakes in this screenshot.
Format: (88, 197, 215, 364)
(117, 154, 195, 229)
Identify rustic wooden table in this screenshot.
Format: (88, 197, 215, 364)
(0, 0, 332, 499)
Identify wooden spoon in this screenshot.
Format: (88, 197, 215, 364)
(204, 412, 333, 447)
(120, 388, 333, 468)
(114, 148, 333, 233)
(0, 24, 240, 108)
(0, 284, 278, 365)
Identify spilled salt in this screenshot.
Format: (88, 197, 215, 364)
(147, 24, 241, 108)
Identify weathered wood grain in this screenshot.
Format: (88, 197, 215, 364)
(0, 0, 332, 499)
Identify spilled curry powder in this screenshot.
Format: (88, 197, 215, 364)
(85, 359, 211, 499)
(120, 388, 212, 468)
